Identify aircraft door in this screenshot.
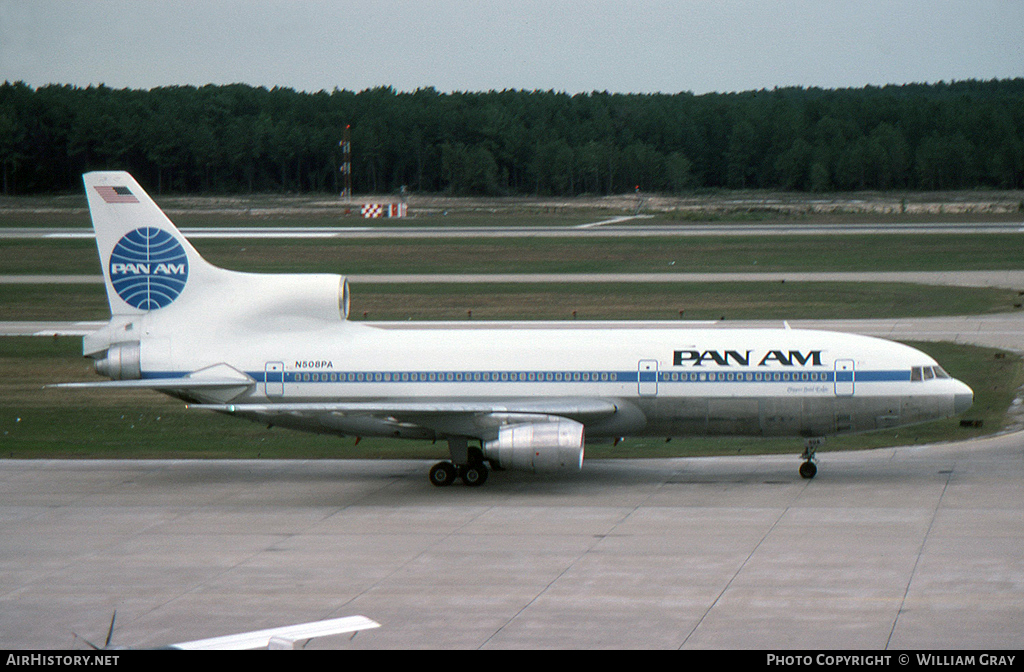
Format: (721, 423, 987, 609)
(265, 362, 284, 397)
(638, 360, 658, 397)
(834, 360, 855, 396)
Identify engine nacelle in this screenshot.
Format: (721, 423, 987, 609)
(483, 419, 585, 473)
(94, 341, 141, 380)
(241, 274, 350, 323)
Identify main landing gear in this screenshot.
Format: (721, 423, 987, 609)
(429, 437, 489, 487)
(428, 460, 488, 487)
(799, 437, 824, 479)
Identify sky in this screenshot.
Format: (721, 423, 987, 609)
(1, 0, 1022, 95)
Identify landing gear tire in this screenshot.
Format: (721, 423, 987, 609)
(799, 437, 823, 480)
(429, 461, 458, 487)
(459, 462, 489, 487)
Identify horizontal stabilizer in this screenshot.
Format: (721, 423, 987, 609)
(169, 615, 381, 650)
(51, 378, 255, 391)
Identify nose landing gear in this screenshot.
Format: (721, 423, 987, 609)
(799, 437, 823, 479)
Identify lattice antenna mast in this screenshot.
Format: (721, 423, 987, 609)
(339, 125, 352, 201)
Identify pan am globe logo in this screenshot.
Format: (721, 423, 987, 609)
(109, 227, 189, 309)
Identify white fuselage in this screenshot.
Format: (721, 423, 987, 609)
(126, 316, 972, 441)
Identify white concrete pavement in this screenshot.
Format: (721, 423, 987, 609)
(0, 430, 1021, 650)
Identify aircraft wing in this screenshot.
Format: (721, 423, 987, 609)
(188, 397, 620, 440)
(188, 397, 618, 417)
(168, 615, 381, 650)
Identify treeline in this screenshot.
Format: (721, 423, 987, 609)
(1, 79, 1023, 196)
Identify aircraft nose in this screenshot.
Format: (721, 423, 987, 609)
(954, 380, 974, 415)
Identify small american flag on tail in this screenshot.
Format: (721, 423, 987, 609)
(94, 186, 139, 203)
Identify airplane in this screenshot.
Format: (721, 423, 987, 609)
(75, 612, 380, 650)
(57, 171, 974, 486)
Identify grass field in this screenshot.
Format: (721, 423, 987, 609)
(5, 233, 1024, 275)
(1, 281, 1019, 322)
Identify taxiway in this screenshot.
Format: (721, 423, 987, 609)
(0, 431, 1022, 650)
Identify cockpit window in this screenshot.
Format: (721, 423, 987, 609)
(911, 365, 950, 381)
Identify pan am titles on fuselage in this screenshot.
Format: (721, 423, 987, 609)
(58, 171, 974, 486)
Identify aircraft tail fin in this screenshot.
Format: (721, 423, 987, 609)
(83, 171, 349, 324)
(84, 171, 211, 316)
(81, 172, 350, 376)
